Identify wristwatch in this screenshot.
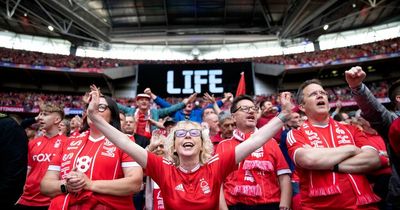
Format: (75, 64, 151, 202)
(60, 182, 68, 193)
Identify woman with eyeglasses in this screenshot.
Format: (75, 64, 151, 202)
(40, 94, 143, 210)
(86, 85, 293, 210)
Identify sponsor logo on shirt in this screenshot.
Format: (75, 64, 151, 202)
(251, 147, 264, 158)
(175, 184, 185, 192)
(101, 146, 116, 158)
(32, 153, 54, 162)
(104, 139, 114, 147)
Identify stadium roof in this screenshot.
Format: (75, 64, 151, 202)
(0, 0, 399, 47)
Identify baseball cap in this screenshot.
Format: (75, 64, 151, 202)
(136, 93, 151, 100)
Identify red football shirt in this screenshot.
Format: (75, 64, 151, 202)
(18, 134, 67, 206)
(287, 123, 377, 209)
(48, 132, 139, 210)
(217, 137, 291, 205)
(145, 149, 236, 210)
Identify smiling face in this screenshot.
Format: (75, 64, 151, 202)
(165, 121, 213, 166)
(299, 83, 330, 122)
(136, 97, 150, 111)
(173, 124, 203, 160)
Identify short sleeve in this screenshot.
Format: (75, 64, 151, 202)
(286, 129, 308, 166)
(269, 141, 290, 175)
(211, 143, 237, 181)
(121, 136, 139, 167)
(348, 125, 375, 149)
(144, 152, 166, 185)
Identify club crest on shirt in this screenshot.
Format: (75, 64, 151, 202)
(336, 128, 351, 144)
(200, 178, 211, 194)
(54, 139, 61, 148)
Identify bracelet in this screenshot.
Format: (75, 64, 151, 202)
(333, 163, 339, 172)
(277, 113, 288, 123)
(279, 207, 291, 210)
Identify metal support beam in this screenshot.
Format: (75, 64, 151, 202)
(280, 0, 310, 38)
(223, 0, 227, 24)
(103, 0, 113, 26)
(289, 0, 338, 37)
(34, 0, 63, 32)
(163, 0, 169, 26)
(194, 0, 198, 21)
(132, 0, 141, 28)
(257, 0, 272, 28)
(42, 0, 110, 42)
(6, 0, 21, 19)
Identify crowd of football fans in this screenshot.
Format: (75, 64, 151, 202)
(0, 37, 399, 68)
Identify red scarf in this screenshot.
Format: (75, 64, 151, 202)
(229, 128, 273, 197)
(299, 118, 380, 205)
(135, 109, 151, 138)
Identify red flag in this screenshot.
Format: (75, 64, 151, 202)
(235, 72, 246, 97)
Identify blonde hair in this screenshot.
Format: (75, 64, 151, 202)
(164, 121, 214, 166)
(40, 103, 64, 119)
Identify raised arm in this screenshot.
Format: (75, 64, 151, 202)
(87, 85, 148, 168)
(203, 92, 222, 115)
(234, 92, 291, 163)
(345, 66, 397, 139)
(144, 88, 172, 108)
(157, 92, 198, 117)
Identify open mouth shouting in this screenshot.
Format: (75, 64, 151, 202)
(182, 142, 195, 149)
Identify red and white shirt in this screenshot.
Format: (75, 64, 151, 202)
(217, 129, 291, 206)
(287, 121, 378, 209)
(18, 134, 67, 206)
(144, 149, 236, 210)
(48, 131, 140, 210)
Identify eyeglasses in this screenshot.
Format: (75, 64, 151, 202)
(233, 106, 259, 113)
(98, 104, 109, 112)
(307, 90, 328, 98)
(174, 129, 201, 138)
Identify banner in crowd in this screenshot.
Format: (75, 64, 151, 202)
(284, 52, 400, 70)
(137, 62, 254, 97)
(0, 106, 83, 115)
(0, 62, 103, 73)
